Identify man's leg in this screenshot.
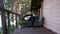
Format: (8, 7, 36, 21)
(30, 20, 34, 27)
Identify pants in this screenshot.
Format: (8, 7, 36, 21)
(30, 21, 34, 27)
(30, 17, 35, 27)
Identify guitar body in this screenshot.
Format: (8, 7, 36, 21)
(24, 16, 31, 20)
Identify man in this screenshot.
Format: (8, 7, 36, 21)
(24, 11, 35, 27)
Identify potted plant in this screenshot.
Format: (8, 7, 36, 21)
(17, 20, 23, 29)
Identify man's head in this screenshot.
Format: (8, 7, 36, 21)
(27, 11, 32, 14)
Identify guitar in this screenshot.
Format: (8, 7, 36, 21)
(24, 16, 31, 20)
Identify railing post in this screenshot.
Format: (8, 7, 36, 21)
(16, 14, 18, 28)
(16, 14, 20, 28)
(0, 0, 7, 34)
(1, 11, 7, 34)
(7, 12, 10, 34)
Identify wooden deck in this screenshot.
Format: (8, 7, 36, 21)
(13, 27, 56, 34)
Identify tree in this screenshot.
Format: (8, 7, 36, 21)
(19, 0, 31, 15)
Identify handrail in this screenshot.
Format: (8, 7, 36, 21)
(0, 7, 20, 15)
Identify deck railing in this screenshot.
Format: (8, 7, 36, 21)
(0, 7, 20, 34)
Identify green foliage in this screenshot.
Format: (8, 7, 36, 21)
(4, 0, 13, 11)
(10, 25, 16, 33)
(4, 0, 31, 14)
(17, 20, 23, 25)
(0, 31, 3, 34)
